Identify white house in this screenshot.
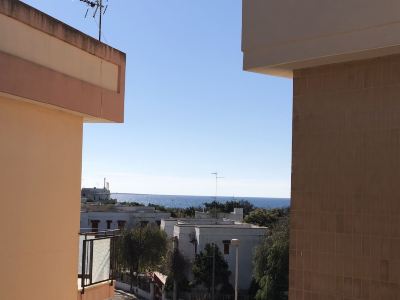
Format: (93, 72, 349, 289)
(81, 205, 171, 232)
(161, 215, 267, 291)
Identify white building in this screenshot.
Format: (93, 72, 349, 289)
(161, 216, 267, 291)
(81, 205, 171, 232)
(194, 207, 244, 222)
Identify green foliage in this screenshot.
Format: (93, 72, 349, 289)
(120, 224, 168, 276)
(164, 246, 190, 295)
(147, 203, 198, 218)
(253, 219, 289, 300)
(203, 200, 254, 216)
(244, 207, 289, 227)
(192, 244, 233, 294)
(118, 201, 142, 206)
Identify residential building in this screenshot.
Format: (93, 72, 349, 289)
(195, 207, 244, 222)
(81, 205, 171, 232)
(242, 1, 400, 298)
(0, 1, 125, 299)
(82, 187, 112, 202)
(161, 216, 266, 291)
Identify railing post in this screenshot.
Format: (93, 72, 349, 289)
(89, 240, 94, 285)
(81, 239, 86, 294)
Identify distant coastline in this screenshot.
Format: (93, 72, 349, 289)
(111, 193, 290, 209)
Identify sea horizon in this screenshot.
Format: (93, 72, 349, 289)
(111, 192, 290, 209)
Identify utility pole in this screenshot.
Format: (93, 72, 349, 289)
(172, 237, 178, 300)
(211, 243, 215, 300)
(231, 239, 240, 300)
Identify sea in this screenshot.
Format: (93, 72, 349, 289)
(111, 193, 290, 209)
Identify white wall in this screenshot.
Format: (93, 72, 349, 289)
(195, 226, 266, 290)
(161, 219, 178, 238)
(80, 211, 170, 231)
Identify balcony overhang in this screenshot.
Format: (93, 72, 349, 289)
(0, 0, 125, 122)
(242, 0, 400, 78)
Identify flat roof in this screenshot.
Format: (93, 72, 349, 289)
(0, 0, 125, 123)
(0, 0, 125, 63)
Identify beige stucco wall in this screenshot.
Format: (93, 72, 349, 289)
(0, 0, 126, 123)
(242, 0, 400, 77)
(0, 13, 118, 92)
(0, 95, 83, 300)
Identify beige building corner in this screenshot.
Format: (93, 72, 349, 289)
(0, 1, 125, 300)
(243, 1, 400, 299)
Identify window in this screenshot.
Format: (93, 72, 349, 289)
(223, 240, 231, 255)
(90, 220, 100, 232)
(106, 220, 112, 229)
(117, 220, 126, 230)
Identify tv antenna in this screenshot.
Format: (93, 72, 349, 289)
(211, 172, 224, 201)
(79, 0, 108, 41)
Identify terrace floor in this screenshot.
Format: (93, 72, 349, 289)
(111, 290, 137, 299)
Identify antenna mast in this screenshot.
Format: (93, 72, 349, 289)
(79, 0, 109, 41)
(211, 172, 224, 200)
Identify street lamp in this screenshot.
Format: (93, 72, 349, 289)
(231, 239, 240, 300)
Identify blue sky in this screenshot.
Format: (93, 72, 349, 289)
(22, 0, 292, 197)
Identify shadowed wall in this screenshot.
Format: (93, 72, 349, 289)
(0, 96, 82, 300)
(290, 55, 400, 299)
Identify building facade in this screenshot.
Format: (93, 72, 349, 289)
(162, 217, 266, 291)
(81, 205, 171, 232)
(81, 187, 111, 202)
(242, 0, 400, 298)
(0, 1, 125, 299)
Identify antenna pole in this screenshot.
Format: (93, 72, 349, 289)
(211, 172, 224, 200)
(98, 0, 102, 41)
(79, 0, 107, 42)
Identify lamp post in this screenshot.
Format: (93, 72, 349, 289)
(231, 239, 240, 300)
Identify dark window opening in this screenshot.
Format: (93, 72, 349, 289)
(118, 220, 126, 230)
(223, 240, 231, 255)
(106, 220, 112, 229)
(90, 220, 100, 232)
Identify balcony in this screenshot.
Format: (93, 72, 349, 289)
(77, 230, 120, 300)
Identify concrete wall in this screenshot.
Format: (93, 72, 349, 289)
(0, 96, 82, 300)
(242, 0, 400, 77)
(174, 225, 198, 262)
(0, 0, 126, 123)
(161, 219, 177, 238)
(290, 55, 400, 299)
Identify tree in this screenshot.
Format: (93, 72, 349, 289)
(120, 224, 168, 290)
(164, 245, 190, 299)
(245, 207, 289, 227)
(253, 219, 289, 300)
(203, 200, 255, 216)
(192, 244, 233, 295)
